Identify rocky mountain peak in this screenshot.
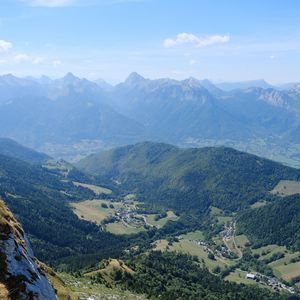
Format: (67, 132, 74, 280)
(125, 72, 146, 86)
(0, 200, 56, 300)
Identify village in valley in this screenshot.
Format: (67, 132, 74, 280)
(70, 181, 300, 295)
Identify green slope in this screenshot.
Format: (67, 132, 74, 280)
(77, 142, 300, 212)
(0, 154, 128, 269)
(238, 195, 300, 251)
(0, 137, 49, 163)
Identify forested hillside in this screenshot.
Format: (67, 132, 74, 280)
(0, 137, 49, 163)
(120, 251, 288, 300)
(77, 142, 300, 212)
(0, 153, 128, 269)
(238, 195, 300, 250)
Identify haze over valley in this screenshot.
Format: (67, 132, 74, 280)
(1, 72, 300, 167)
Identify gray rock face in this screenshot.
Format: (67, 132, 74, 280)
(0, 201, 57, 300)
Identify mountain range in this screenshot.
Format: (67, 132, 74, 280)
(0, 72, 300, 166)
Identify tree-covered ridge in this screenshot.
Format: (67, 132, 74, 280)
(0, 137, 49, 163)
(77, 142, 300, 212)
(237, 195, 300, 250)
(119, 251, 291, 300)
(0, 154, 128, 269)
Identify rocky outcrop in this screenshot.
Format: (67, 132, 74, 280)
(0, 200, 57, 300)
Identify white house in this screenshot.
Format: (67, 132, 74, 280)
(246, 273, 256, 280)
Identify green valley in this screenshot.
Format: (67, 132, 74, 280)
(1, 138, 300, 299)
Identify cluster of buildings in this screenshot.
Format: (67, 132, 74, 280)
(114, 203, 145, 228)
(245, 273, 295, 294)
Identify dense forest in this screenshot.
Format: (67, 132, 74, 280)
(0, 153, 130, 269)
(0, 137, 49, 163)
(77, 142, 300, 212)
(238, 195, 300, 251)
(118, 251, 293, 300)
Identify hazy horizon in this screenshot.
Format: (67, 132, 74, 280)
(0, 71, 297, 86)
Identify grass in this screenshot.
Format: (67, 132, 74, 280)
(252, 245, 300, 281)
(224, 238, 240, 256)
(270, 180, 300, 197)
(105, 221, 146, 235)
(180, 230, 205, 240)
(252, 245, 286, 261)
(58, 272, 145, 300)
(124, 194, 136, 200)
(210, 206, 234, 225)
(154, 238, 230, 272)
(235, 235, 250, 249)
(146, 210, 178, 228)
(251, 201, 267, 209)
(210, 206, 223, 216)
(268, 252, 300, 280)
(272, 262, 300, 281)
(217, 216, 233, 225)
(70, 199, 120, 224)
(154, 239, 169, 251)
(71, 198, 177, 235)
(43, 264, 78, 300)
(225, 269, 258, 286)
(212, 235, 223, 247)
(85, 259, 135, 282)
(73, 181, 112, 196)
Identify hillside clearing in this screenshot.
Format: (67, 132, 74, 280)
(145, 210, 178, 228)
(73, 181, 112, 195)
(105, 221, 146, 235)
(70, 199, 119, 224)
(270, 180, 300, 196)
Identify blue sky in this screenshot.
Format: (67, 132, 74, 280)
(0, 0, 300, 83)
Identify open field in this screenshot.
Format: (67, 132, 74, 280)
(180, 230, 205, 240)
(210, 206, 223, 216)
(73, 181, 112, 195)
(124, 194, 136, 200)
(270, 180, 300, 196)
(225, 269, 258, 285)
(224, 237, 240, 257)
(146, 210, 178, 228)
(252, 245, 286, 260)
(71, 198, 178, 235)
(154, 237, 232, 272)
(210, 206, 233, 225)
(272, 261, 300, 281)
(70, 199, 120, 224)
(105, 221, 146, 235)
(235, 234, 250, 249)
(57, 272, 145, 300)
(251, 200, 267, 209)
(269, 251, 300, 280)
(212, 235, 223, 247)
(252, 244, 300, 281)
(217, 216, 233, 225)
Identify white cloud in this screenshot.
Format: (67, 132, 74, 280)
(15, 54, 30, 63)
(14, 53, 44, 64)
(21, 0, 76, 7)
(53, 59, 62, 66)
(164, 33, 230, 48)
(189, 59, 199, 65)
(0, 40, 13, 54)
(32, 57, 44, 64)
